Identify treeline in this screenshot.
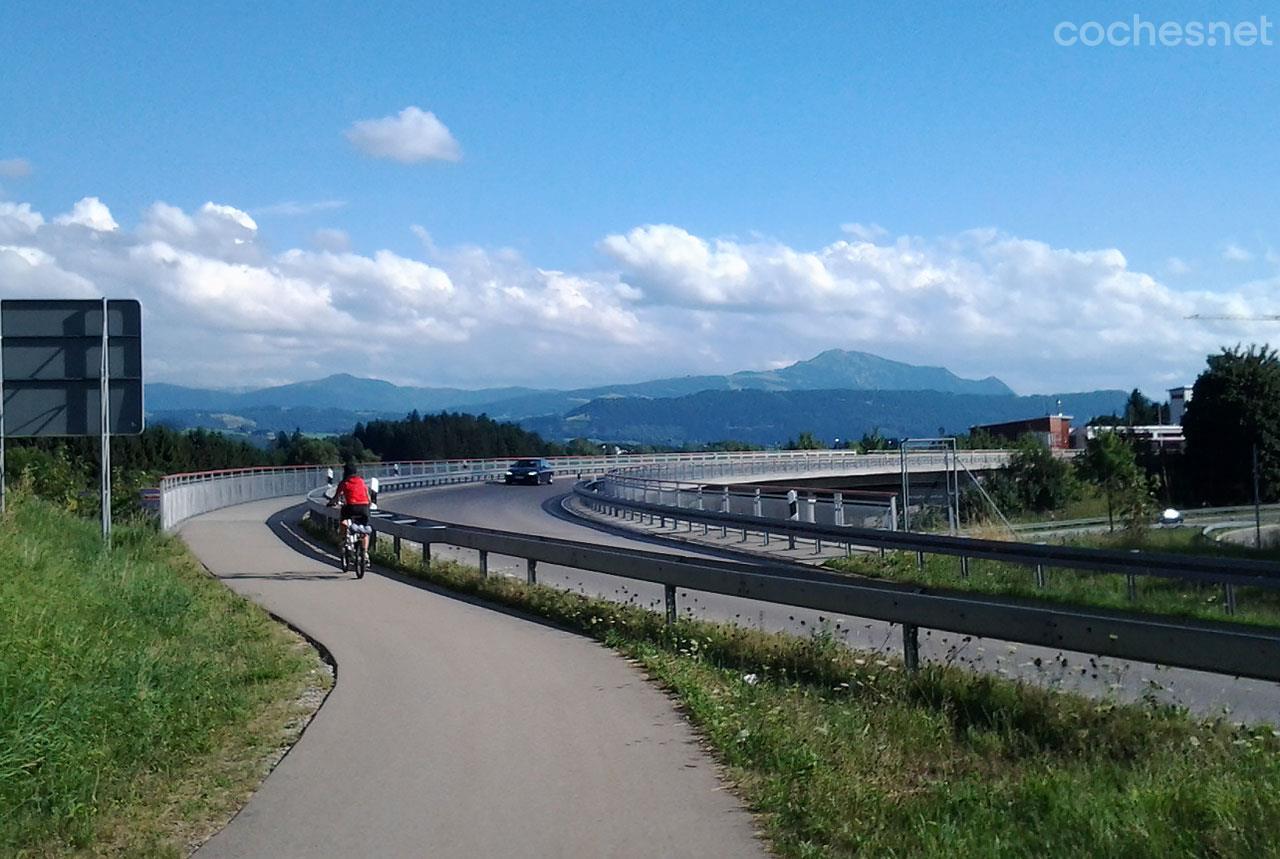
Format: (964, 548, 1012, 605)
(353, 411, 558, 461)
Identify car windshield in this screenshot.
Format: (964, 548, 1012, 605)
(512, 460, 539, 468)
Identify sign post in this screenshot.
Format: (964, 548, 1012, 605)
(99, 298, 112, 542)
(0, 299, 143, 542)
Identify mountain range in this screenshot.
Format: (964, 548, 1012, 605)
(146, 349, 1126, 444)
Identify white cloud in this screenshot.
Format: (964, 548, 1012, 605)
(256, 199, 347, 217)
(1165, 256, 1191, 276)
(840, 222, 888, 241)
(54, 197, 119, 231)
(0, 197, 655, 388)
(600, 224, 1270, 392)
(0, 158, 32, 178)
(199, 202, 257, 232)
(0, 196, 1266, 393)
(1222, 242, 1254, 263)
(313, 228, 351, 252)
(0, 202, 45, 240)
(345, 106, 462, 163)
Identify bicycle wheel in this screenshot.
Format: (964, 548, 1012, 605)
(340, 541, 350, 573)
(357, 544, 367, 579)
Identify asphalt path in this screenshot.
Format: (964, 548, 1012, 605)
(391, 482, 1280, 725)
(183, 498, 766, 858)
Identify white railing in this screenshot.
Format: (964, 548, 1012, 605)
(157, 450, 920, 530)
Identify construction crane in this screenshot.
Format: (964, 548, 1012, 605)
(1186, 313, 1280, 321)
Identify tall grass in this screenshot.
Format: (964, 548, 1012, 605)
(307, 517, 1280, 858)
(0, 492, 321, 855)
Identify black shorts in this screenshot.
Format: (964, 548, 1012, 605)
(341, 503, 370, 526)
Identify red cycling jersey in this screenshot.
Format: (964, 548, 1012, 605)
(337, 475, 370, 505)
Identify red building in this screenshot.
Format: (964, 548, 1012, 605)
(971, 415, 1073, 450)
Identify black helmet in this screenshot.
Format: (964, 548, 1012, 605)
(343, 462, 358, 479)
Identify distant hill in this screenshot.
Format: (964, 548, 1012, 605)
(149, 376, 545, 416)
(520, 388, 1129, 446)
(148, 350, 1017, 429)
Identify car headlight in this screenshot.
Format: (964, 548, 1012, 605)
(505, 470, 513, 475)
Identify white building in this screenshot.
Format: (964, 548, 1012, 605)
(1168, 385, 1193, 425)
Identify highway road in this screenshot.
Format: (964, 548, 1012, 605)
(390, 482, 1280, 725)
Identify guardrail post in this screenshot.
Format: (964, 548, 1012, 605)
(422, 542, 432, 565)
(479, 550, 489, 578)
(664, 584, 677, 624)
(960, 556, 970, 578)
(833, 491, 844, 527)
(1126, 573, 1136, 601)
(1035, 564, 1046, 589)
(1225, 583, 1237, 615)
(805, 493, 816, 524)
(903, 623, 920, 672)
(753, 488, 762, 517)
(527, 558, 538, 585)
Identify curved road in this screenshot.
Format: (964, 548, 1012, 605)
(392, 481, 1280, 724)
(183, 498, 766, 858)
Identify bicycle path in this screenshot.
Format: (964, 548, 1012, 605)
(182, 498, 767, 858)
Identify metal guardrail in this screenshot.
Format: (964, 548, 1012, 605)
(305, 479, 1280, 683)
(572, 481, 1280, 616)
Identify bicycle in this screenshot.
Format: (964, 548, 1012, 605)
(341, 520, 372, 578)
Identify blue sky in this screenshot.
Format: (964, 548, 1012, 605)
(2, 2, 1279, 394)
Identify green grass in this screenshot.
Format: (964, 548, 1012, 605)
(0, 493, 327, 857)
(821, 526, 1280, 629)
(304, 515, 1280, 858)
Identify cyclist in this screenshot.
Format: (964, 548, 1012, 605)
(327, 462, 371, 559)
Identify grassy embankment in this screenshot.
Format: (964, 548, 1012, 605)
(824, 526, 1280, 629)
(304, 514, 1280, 858)
(0, 493, 328, 857)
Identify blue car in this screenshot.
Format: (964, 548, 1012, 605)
(505, 458, 555, 485)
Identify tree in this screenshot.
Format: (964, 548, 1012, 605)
(1078, 431, 1152, 532)
(1183, 345, 1280, 504)
(1005, 435, 1078, 512)
(854, 429, 892, 453)
(784, 431, 823, 450)
(1122, 389, 1163, 426)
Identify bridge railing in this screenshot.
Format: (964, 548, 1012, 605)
(159, 449, 912, 531)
